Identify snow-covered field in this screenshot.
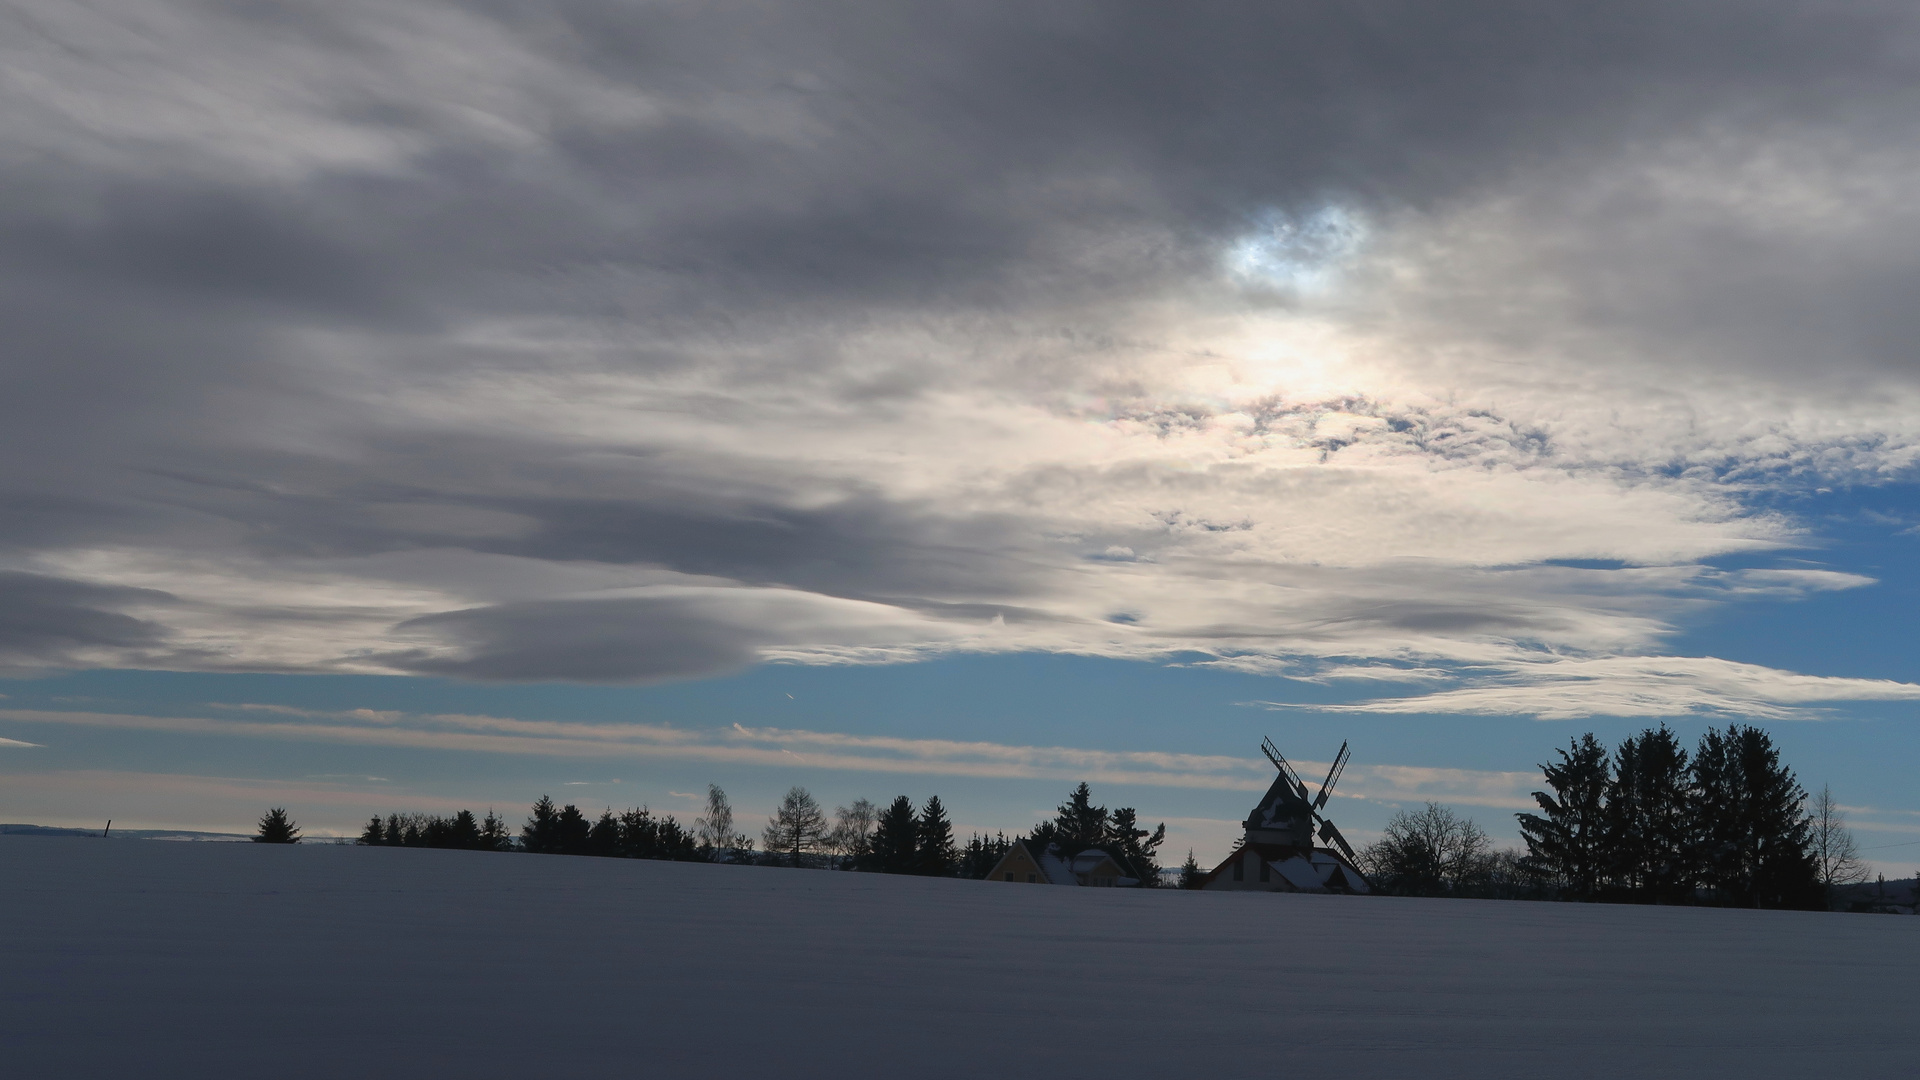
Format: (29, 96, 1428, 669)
(2, 836, 1913, 1078)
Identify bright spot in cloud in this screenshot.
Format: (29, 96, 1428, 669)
(1225, 206, 1367, 292)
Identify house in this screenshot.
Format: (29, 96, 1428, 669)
(1198, 843, 1369, 894)
(986, 839, 1137, 887)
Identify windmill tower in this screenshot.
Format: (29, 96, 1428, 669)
(1200, 738, 1369, 893)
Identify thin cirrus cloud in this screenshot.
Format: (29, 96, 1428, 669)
(0, 704, 1532, 806)
(3, 2, 1920, 718)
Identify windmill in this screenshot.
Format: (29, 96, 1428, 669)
(1257, 737, 1357, 862)
(1202, 737, 1369, 893)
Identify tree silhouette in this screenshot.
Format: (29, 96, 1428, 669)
(867, 795, 919, 873)
(479, 809, 514, 851)
(1694, 726, 1820, 909)
(763, 786, 827, 867)
(960, 831, 1012, 878)
(915, 796, 956, 876)
(1360, 803, 1490, 896)
(1604, 725, 1694, 902)
(357, 816, 384, 845)
(1107, 806, 1166, 885)
(1517, 733, 1610, 899)
(1810, 784, 1867, 900)
(825, 799, 878, 867)
(1180, 849, 1203, 889)
(1047, 782, 1108, 853)
(522, 795, 563, 853)
(254, 807, 300, 844)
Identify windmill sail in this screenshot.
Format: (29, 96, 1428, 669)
(1312, 741, 1349, 811)
(1318, 817, 1357, 861)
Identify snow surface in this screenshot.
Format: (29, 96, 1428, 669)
(2, 836, 1914, 1078)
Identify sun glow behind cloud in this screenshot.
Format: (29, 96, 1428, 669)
(5, 0, 1920, 728)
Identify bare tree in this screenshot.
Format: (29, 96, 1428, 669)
(696, 783, 734, 857)
(1810, 785, 1868, 895)
(1359, 802, 1492, 896)
(825, 798, 877, 866)
(763, 786, 827, 867)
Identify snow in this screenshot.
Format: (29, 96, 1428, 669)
(2, 836, 1914, 1077)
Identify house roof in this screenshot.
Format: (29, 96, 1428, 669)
(1197, 841, 1370, 893)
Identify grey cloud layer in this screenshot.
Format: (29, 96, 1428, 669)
(4, 1, 1919, 713)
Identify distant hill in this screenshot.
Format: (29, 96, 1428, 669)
(0, 823, 252, 842)
(1831, 875, 1920, 913)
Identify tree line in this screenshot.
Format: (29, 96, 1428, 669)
(264, 780, 1166, 884)
(1358, 723, 1866, 909)
(1516, 723, 1852, 908)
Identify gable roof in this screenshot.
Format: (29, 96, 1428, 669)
(1197, 841, 1370, 893)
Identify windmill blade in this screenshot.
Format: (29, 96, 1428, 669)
(1312, 741, 1350, 811)
(1318, 817, 1357, 861)
(1260, 737, 1307, 800)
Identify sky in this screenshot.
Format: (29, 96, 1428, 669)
(3, 1, 1919, 874)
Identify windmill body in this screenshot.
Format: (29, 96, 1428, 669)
(1199, 739, 1370, 894)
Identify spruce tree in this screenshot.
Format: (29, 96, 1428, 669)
(253, 807, 300, 844)
(1180, 849, 1203, 889)
(479, 809, 513, 851)
(867, 795, 919, 873)
(588, 808, 622, 856)
(1604, 726, 1695, 903)
(452, 809, 483, 849)
(522, 795, 562, 853)
(1692, 725, 1821, 909)
(1051, 783, 1108, 854)
(915, 796, 957, 876)
(556, 803, 592, 855)
(357, 816, 385, 845)
(1517, 733, 1610, 899)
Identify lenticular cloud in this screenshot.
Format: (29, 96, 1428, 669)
(5, 1, 1920, 717)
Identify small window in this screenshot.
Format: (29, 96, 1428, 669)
(1004, 872, 1015, 881)
(1259, 860, 1270, 883)
(1027, 873, 1037, 882)
(1232, 860, 1244, 882)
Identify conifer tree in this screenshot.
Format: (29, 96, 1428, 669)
(1604, 726, 1695, 902)
(1692, 725, 1821, 909)
(555, 803, 592, 855)
(588, 808, 622, 856)
(1180, 849, 1203, 889)
(430, 809, 482, 850)
(915, 796, 957, 876)
(1107, 806, 1167, 885)
(1517, 733, 1610, 899)
(1051, 783, 1108, 854)
(358, 816, 385, 845)
(254, 807, 300, 844)
(867, 795, 919, 873)
(479, 809, 513, 851)
(522, 795, 563, 853)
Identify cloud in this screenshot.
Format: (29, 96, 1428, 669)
(0, 571, 174, 671)
(1257, 655, 1920, 721)
(0, 704, 1528, 806)
(4, 2, 1920, 715)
